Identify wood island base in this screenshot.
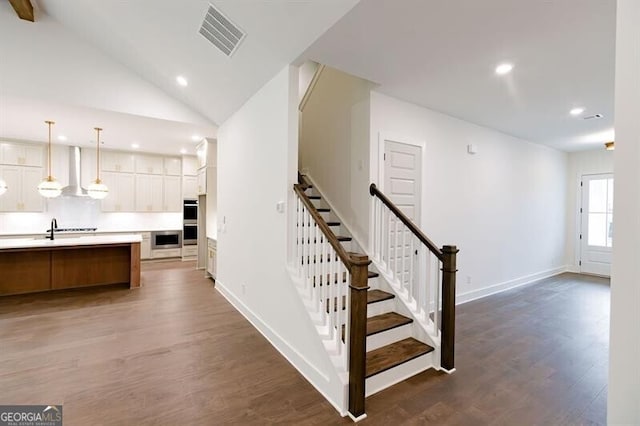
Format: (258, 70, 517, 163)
(0, 242, 141, 296)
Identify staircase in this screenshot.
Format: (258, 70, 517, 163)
(293, 174, 457, 421)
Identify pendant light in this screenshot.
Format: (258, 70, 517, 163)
(604, 141, 615, 151)
(37, 120, 62, 198)
(87, 127, 109, 199)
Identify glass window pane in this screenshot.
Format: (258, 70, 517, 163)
(607, 178, 614, 213)
(607, 214, 614, 247)
(589, 179, 607, 213)
(588, 213, 607, 247)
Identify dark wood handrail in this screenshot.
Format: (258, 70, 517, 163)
(294, 184, 368, 269)
(369, 183, 443, 261)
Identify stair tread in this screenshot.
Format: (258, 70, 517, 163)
(367, 289, 394, 304)
(308, 195, 321, 199)
(367, 312, 413, 336)
(337, 236, 352, 242)
(366, 337, 434, 378)
(326, 221, 340, 226)
(326, 288, 396, 312)
(317, 208, 330, 212)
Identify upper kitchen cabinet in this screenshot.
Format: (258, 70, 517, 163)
(183, 156, 198, 177)
(0, 142, 43, 167)
(102, 151, 135, 173)
(100, 171, 135, 212)
(195, 139, 216, 169)
(164, 157, 182, 176)
(135, 154, 164, 175)
(135, 174, 163, 212)
(0, 165, 44, 212)
(163, 176, 182, 211)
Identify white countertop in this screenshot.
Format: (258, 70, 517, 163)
(0, 234, 143, 250)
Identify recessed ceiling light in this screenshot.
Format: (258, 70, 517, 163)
(495, 63, 514, 75)
(57, 135, 67, 141)
(131, 143, 140, 149)
(570, 107, 585, 116)
(176, 75, 188, 87)
(180, 148, 187, 154)
(191, 134, 201, 142)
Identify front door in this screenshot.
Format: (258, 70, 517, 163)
(580, 173, 614, 276)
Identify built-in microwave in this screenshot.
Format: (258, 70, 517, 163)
(184, 199, 198, 223)
(151, 230, 182, 249)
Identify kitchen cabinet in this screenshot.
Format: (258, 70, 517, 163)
(101, 172, 135, 212)
(207, 238, 216, 279)
(0, 165, 44, 212)
(183, 156, 198, 176)
(196, 141, 207, 169)
(163, 176, 182, 212)
(135, 174, 163, 212)
(183, 176, 197, 199)
(164, 157, 182, 176)
(140, 232, 151, 259)
(197, 168, 207, 195)
(0, 142, 43, 167)
(135, 154, 164, 175)
(102, 151, 135, 173)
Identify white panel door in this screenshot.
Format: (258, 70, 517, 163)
(383, 139, 422, 286)
(580, 174, 613, 276)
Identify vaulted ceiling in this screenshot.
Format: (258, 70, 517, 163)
(0, 0, 359, 153)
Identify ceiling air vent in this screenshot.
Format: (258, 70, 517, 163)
(199, 4, 245, 57)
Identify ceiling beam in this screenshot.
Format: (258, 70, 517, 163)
(8, 0, 34, 22)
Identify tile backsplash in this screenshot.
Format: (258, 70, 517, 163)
(0, 197, 181, 234)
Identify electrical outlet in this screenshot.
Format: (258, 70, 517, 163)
(466, 276, 472, 285)
(241, 284, 246, 295)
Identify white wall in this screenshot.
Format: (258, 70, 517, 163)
(370, 92, 569, 302)
(216, 66, 347, 414)
(299, 67, 373, 245)
(608, 0, 640, 423)
(565, 149, 614, 271)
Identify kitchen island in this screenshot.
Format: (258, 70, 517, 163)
(0, 235, 142, 296)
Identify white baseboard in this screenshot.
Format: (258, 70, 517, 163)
(457, 265, 569, 305)
(214, 279, 347, 416)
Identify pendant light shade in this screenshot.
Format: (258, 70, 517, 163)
(0, 178, 7, 196)
(87, 127, 109, 200)
(38, 120, 62, 198)
(604, 141, 615, 151)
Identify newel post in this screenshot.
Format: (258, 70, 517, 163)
(348, 253, 370, 420)
(441, 245, 459, 371)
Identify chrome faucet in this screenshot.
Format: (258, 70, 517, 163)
(46, 218, 58, 240)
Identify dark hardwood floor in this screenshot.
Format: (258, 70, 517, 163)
(0, 263, 608, 425)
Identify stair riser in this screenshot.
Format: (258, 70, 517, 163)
(367, 298, 396, 318)
(366, 323, 413, 352)
(365, 352, 434, 397)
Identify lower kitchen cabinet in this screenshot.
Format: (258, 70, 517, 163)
(207, 238, 216, 279)
(140, 232, 151, 259)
